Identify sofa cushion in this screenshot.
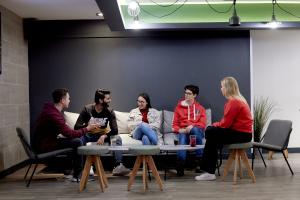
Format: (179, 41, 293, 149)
(162, 110, 174, 133)
(163, 133, 178, 145)
(114, 111, 130, 134)
(64, 111, 80, 129)
(205, 108, 212, 126)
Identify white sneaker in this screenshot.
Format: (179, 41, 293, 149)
(89, 168, 95, 176)
(195, 172, 216, 181)
(112, 163, 131, 176)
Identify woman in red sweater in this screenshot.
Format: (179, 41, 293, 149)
(195, 77, 253, 181)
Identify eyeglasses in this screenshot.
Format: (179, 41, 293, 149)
(137, 100, 146, 104)
(184, 92, 193, 96)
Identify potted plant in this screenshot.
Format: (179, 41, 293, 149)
(253, 97, 276, 142)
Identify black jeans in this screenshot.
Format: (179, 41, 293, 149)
(200, 126, 252, 174)
(57, 138, 84, 178)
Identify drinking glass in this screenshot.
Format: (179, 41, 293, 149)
(190, 135, 196, 147)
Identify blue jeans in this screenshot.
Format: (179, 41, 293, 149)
(80, 134, 123, 164)
(177, 127, 204, 161)
(133, 122, 158, 145)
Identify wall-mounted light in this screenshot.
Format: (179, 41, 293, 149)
(128, 1, 140, 22)
(268, 0, 281, 29)
(229, 0, 240, 26)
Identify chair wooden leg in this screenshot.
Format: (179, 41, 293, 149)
(233, 150, 239, 184)
(128, 156, 142, 191)
(238, 150, 243, 179)
(240, 150, 256, 183)
(79, 156, 92, 192)
(283, 149, 289, 158)
(142, 156, 147, 192)
(268, 151, 274, 160)
(223, 150, 235, 180)
(147, 156, 163, 191)
(94, 156, 106, 192)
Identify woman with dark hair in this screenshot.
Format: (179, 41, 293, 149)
(128, 93, 161, 145)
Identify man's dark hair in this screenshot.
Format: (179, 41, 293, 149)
(52, 88, 69, 104)
(184, 84, 199, 95)
(94, 89, 111, 104)
(138, 93, 152, 109)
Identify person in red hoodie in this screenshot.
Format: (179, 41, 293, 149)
(195, 77, 253, 181)
(172, 84, 206, 176)
(32, 88, 97, 181)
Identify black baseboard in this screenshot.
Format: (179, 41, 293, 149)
(0, 159, 29, 179)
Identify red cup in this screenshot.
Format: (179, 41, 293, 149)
(190, 135, 196, 147)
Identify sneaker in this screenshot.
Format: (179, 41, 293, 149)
(89, 168, 95, 176)
(112, 163, 130, 176)
(195, 172, 216, 181)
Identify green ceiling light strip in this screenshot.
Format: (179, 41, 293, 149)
(118, 1, 300, 29)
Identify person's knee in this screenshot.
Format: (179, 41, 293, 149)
(72, 138, 84, 148)
(142, 135, 150, 145)
(115, 135, 122, 145)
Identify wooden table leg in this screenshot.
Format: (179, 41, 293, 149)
(79, 156, 92, 192)
(128, 156, 142, 191)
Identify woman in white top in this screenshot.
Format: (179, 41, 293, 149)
(128, 93, 161, 145)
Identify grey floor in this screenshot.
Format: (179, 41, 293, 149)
(1, 153, 300, 200)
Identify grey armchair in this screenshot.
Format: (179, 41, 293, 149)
(251, 119, 293, 175)
(16, 127, 72, 187)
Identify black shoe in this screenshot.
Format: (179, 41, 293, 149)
(195, 166, 205, 174)
(195, 158, 203, 173)
(176, 160, 185, 176)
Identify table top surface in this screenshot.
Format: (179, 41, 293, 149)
(86, 143, 204, 151)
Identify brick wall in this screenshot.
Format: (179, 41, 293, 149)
(0, 6, 29, 171)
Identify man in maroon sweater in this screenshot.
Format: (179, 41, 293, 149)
(32, 88, 97, 181)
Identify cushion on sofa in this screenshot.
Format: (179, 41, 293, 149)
(64, 111, 80, 129)
(114, 111, 130, 134)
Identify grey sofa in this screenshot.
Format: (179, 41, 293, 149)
(64, 109, 212, 146)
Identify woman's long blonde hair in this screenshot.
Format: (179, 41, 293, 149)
(221, 77, 247, 103)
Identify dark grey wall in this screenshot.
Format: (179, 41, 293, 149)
(28, 20, 250, 128)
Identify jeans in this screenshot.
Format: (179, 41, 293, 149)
(80, 134, 123, 164)
(133, 122, 158, 145)
(177, 127, 204, 161)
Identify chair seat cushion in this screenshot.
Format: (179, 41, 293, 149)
(129, 146, 160, 155)
(252, 142, 282, 151)
(226, 142, 252, 149)
(37, 148, 73, 159)
(77, 145, 109, 155)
